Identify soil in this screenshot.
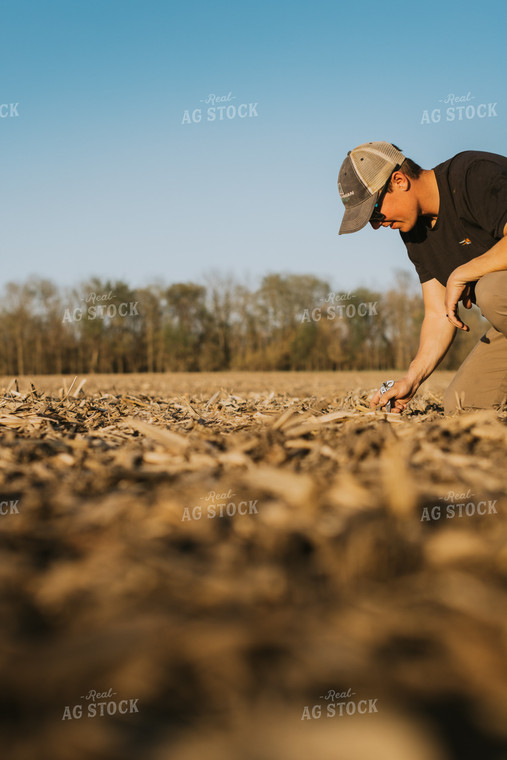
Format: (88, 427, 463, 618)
(1, 372, 506, 760)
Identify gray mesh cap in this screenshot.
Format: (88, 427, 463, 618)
(338, 141, 405, 234)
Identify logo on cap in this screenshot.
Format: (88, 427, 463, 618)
(338, 182, 354, 200)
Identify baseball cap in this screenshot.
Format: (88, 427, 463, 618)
(338, 141, 405, 234)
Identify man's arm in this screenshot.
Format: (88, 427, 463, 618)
(406, 278, 458, 386)
(370, 278, 456, 413)
(445, 221, 507, 330)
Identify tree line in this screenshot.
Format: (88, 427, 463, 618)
(0, 271, 488, 375)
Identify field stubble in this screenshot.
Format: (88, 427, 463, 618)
(0, 371, 506, 760)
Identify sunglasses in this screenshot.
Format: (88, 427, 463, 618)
(369, 164, 401, 225)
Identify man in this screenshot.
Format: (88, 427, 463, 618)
(337, 141, 507, 414)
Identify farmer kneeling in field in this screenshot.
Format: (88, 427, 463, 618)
(337, 141, 507, 414)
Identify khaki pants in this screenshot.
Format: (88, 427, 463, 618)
(444, 271, 507, 414)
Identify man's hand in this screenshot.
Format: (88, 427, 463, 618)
(369, 377, 418, 414)
(445, 270, 473, 331)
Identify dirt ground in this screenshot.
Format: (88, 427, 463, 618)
(0, 369, 456, 397)
(1, 371, 506, 760)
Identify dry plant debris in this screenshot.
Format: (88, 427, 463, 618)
(0, 372, 506, 760)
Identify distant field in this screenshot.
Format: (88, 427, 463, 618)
(1, 370, 506, 760)
(0, 369, 456, 398)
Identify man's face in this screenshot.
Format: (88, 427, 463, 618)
(369, 172, 419, 233)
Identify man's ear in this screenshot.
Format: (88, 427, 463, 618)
(391, 171, 410, 192)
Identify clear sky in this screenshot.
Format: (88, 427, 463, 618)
(1, 0, 505, 292)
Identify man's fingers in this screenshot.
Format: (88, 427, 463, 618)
(370, 392, 389, 408)
(373, 391, 396, 409)
(446, 312, 461, 327)
(383, 397, 406, 414)
(447, 312, 469, 331)
(461, 287, 472, 309)
(445, 302, 469, 331)
(371, 381, 412, 411)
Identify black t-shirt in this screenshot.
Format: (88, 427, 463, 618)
(401, 150, 507, 292)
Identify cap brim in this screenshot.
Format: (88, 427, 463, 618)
(338, 193, 378, 235)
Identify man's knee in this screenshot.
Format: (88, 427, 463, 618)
(444, 374, 507, 414)
(443, 381, 465, 415)
(475, 272, 507, 328)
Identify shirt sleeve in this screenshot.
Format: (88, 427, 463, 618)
(463, 159, 507, 239)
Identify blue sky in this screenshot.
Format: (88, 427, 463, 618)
(1, 0, 505, 292)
